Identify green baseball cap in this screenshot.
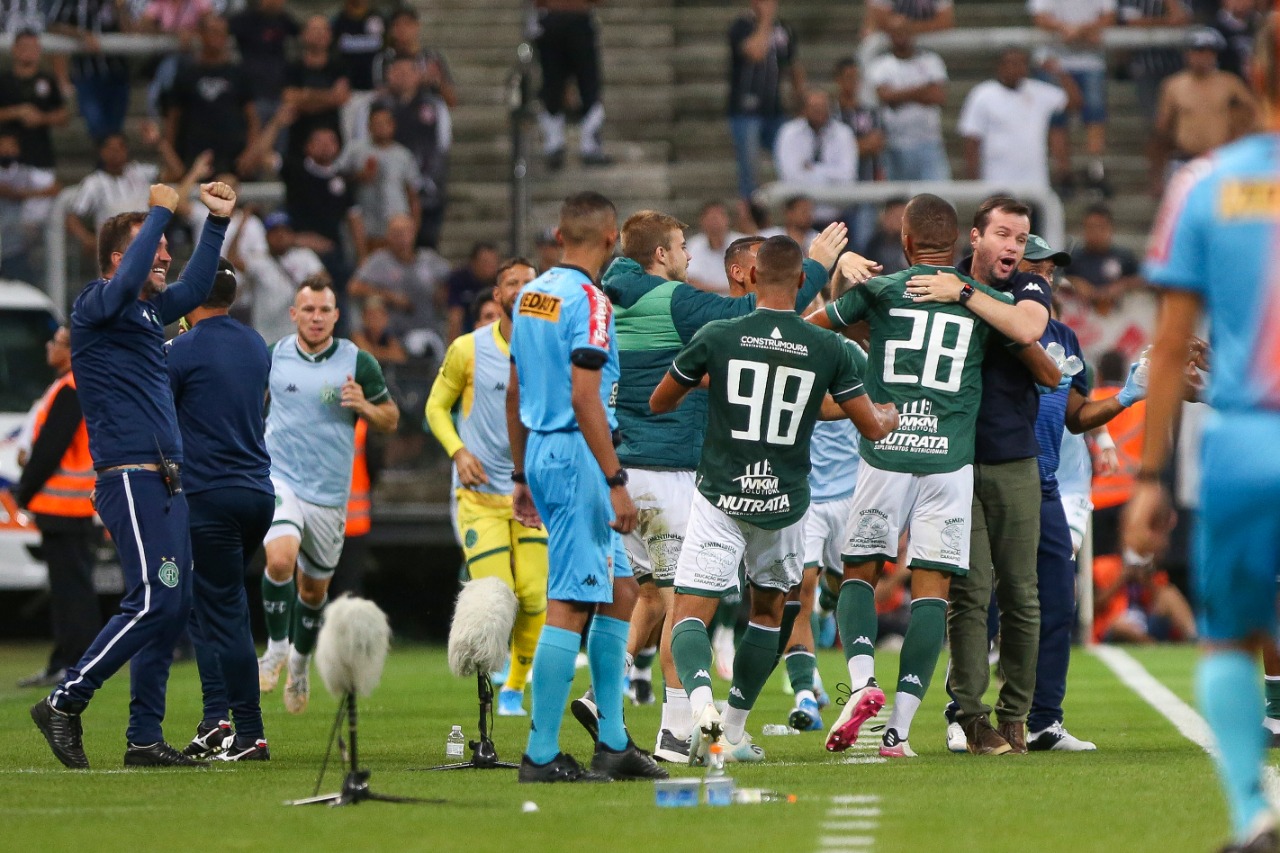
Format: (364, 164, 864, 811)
(1023, 234, 1072, 266)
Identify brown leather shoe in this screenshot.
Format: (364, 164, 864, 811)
(962, 715, 1012, 756)
(997, 720, 1028, 755)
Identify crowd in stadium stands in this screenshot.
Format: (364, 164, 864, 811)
(0, 0, 1260, 648)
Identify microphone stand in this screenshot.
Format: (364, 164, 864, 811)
(427, 672, 519, 771)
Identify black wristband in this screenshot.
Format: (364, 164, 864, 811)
(511, 472, 527, 485)
(605, 468, 628, 488)
(207, 213, 232, 225)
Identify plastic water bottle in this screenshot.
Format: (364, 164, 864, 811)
(761, 724, 802, 736)
(1133, 345, 1153, 389)
(446, 725, 465, 758)
(706, 742, 725, 779)
(732, 788, 796, 804)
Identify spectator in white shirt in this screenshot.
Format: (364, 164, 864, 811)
(866, 21, 949, 181)
(64, 134, 156, 253)
(685, 200, 747, 294)
(182, 171, 269, 267)
(1029, 0, 1117, 193)
(958, 49, 1077, 188)
(244, 211, 326, 345)
(774, 89, 858, 223)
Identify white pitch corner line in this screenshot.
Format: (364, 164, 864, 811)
(1091, 644, 1280, 804)
(817, 794, 882, 853)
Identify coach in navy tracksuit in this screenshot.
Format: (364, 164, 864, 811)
(167, 260, 274, 762)
(30, 181, 236, 769)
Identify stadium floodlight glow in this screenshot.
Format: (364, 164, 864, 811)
(287, 595, 436, 807)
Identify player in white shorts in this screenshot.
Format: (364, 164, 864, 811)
(256, 279, 399, 714)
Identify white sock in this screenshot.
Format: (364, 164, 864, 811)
(814, 669, 826, 692)
(631, 665, 652, 681)
(266, 638, 289, 659)
(848, 654, 875, 686)
(795, 689, 816, 706)
(579, 103, 605, 153)
(664, 688, 692, 739)
(537, 110, 566, 154)
(287, 648, 310, 676)
(886, 692, 922, 740)
(723, 706, 749, 743)
(688, 685, 715, 725)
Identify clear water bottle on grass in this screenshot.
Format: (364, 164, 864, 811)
(446, 725, 465, 758)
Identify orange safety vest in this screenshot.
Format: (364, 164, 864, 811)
(1090, 388, 1146, 511)
(346, 419, 371, 537)
(27, 372, 95, 518)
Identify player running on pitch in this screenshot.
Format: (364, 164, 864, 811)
(809, 194, 1016, 757)
(256, 278, 399, 714)
(654, 235, 899, 765)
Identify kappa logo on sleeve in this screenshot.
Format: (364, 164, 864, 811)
(519, 291, 563, 322)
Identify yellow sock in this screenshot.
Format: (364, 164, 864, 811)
(506, 608, 546, 691)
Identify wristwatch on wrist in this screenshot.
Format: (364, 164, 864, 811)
(958, 282, 976, 305)
(605, 468, 628, 488)
(511, 472, 527, 485)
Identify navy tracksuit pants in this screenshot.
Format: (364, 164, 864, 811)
(1029, 491, 1077, 733)
(51, 470, 191, 745)
(188, 487, 274, 741)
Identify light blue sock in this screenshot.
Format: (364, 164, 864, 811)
(587, 615, 631, 751)
(1197, 651, 1269, 841)
(526, 625, 580, 765)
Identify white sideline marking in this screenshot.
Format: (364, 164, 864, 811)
(1091, 644, 1280, 803)
(841, 757, 889, 766)
(817, 795, 882, 852)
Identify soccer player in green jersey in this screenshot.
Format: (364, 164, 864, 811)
(808, 193, 1014, 757)
(652, 236, 899, 765)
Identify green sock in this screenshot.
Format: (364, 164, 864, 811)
(713, 595, 739, 632)
(773, 600, 802, 670)
(634, 645, 657, 673)
(1266, 677, 1280, 719)
(785, 646, 816, 696)
(261, 574, 295, 643)
(671, 618, 714, 701)
(729, 624, 780, 711)
(289, 595, 327, 656)
(837, 579, 877, 663)
(896, 598, 947, 700)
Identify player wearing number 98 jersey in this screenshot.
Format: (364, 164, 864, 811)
(808, 193, 1012, 758)
(653, 236, 899, 766)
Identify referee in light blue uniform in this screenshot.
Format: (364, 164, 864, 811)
(30, 181, 237, 769)
(508, 191, 664, 784)
(167, 260, 274, 762)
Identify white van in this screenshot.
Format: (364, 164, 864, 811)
(0, 280, 61, 590)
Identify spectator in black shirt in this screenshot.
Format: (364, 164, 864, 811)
(47, 0, 132, 142)
(332, 0, 383, 143)
(728, 0, 805, 200)
(284, 126, 366, 300)
(1120, 0, 1190, 124)
(534, 0, 610, 170)
(377, 56, 451, 250)
(1213, 0, 1261, 80)
(371, 7, 457, 108)
(165, 15, 259, 177)
(445, 241, 498, 342)
(229, 0, 300, 129)
(0, 30, 68, 174)
(283, 16, 350, 165)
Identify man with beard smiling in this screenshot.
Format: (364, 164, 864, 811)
(31, 180, 237, 769)
(905, 196, 1059, 755)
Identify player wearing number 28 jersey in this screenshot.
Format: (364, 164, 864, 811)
(809, 193, 1012, 759)
(654, 236, 899, 767)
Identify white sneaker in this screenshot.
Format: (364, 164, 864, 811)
(880, 728, 917, 758)
(824, 679, 886, 753)
(258, 646, 287, 692)
(712, 626, 735, 681)
(946, 721, 968, 754)
(722, 732, 765, 763)
(689, 704, 723, 767)
(1027, 721, 1096, 752)
(283, 654, 310, 715)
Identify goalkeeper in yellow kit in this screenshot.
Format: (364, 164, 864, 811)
(427, 258, 548, 716)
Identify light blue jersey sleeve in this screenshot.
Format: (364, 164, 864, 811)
(1144, 158, 1214, 294)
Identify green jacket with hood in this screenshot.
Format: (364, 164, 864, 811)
(601, 256, 829, 471)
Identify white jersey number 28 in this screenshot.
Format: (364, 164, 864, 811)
(726, 359, 816, 446)
(883, 308, 974, 393)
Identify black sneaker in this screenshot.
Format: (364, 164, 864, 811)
(17, 668, 65, 689)
(652, 728, 691, 763)
(124, 741, 208, 768)
(581, 151, 614, 168)
(183, 719, 232, 758)
(30, 698, 88, 769)
(591, 739, 668, 780)
(570, 690, 599, 742)
(1266, 725, 1280, 750)
(217, 738, 270, 762)
(629, 678, 654, 706)
(545, 148, 565, 172)
(518, 752, 611, 783)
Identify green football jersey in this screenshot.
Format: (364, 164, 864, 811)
(824, 264, 1012, 475)
(671, 308, 867, 530)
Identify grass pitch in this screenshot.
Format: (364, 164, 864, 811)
(0, 642, 1241, 852)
